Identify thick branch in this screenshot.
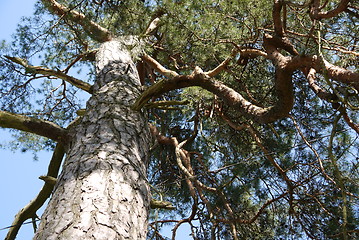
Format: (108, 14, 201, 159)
(5, 56, 93, 94)
(41, 0, 113, 42)
(239, 48, 269, 59)
(288, 55, 359, 91)
(263, 33, 298, 56)
(323, 60, 359, 91)
(135, 60, 294, 124)
(142, 54, 179, 78)
(273, 0, 285, 36)
(137, 35, 356, 124)
(306, 69, 359, 134)
(0, 111, 67, 142)
(140, 44, 294, 124)
(311, 0, 350, 19)
(5, 143, 65, 240)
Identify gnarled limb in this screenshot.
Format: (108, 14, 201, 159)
(0, 110, 67, 143)
(135, 49, 294, 124)
(136, 33, 356, 124)
(5, 143, 65, 240)
(263, 33, 299, 56)
(133, 71, 293, 123)
(41, 0, 113, 42)
(306, 68, 359, 134)
(5, 56, 93, 94)
(287, 55, 359, 91)
(310, 0, 350, 19)
(323, 60, 359, 91)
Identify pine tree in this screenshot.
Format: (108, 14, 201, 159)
(1, 0, 358, 239)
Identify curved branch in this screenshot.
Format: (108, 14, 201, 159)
(312, 0, 350, 19)
(341, 110, 359, 134)
(0, 111, 68, 143)
(323, 59, 359, 91)
(142, 54, 179, 78)
(136, 39, 295, 124)
(5, 143, 65, 240)
(217, 190, 289, 224)
(5, 56, 93, 93)
(291, 55, 359, 91)
(134, 71, 293, 123)
(137, 36, 355, 124)
(307, 68, 338, 101)
(41, 0, 113, 42)
(204, 48, 238, 77)
(306, 69, 359, 134)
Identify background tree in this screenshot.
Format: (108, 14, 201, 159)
(1, 0, 358, 239)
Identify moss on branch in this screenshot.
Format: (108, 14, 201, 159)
(0, 110, 68, 143)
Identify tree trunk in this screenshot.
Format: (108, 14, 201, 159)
(34, 40, 151, 239)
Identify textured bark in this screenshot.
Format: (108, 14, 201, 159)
(34, 40, 151, 239)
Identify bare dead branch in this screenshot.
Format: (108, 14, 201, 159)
(5, 56, 93, 94)
(144, 17, 161, 36)
(150, 124, 217, 192)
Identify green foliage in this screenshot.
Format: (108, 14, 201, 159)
(1, 0, 358, 239)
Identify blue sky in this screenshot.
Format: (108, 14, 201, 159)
(0, 1, 192, 239)
(0, 1, 51, 239)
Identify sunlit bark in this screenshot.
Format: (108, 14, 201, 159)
(34, 41, 151, 240)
